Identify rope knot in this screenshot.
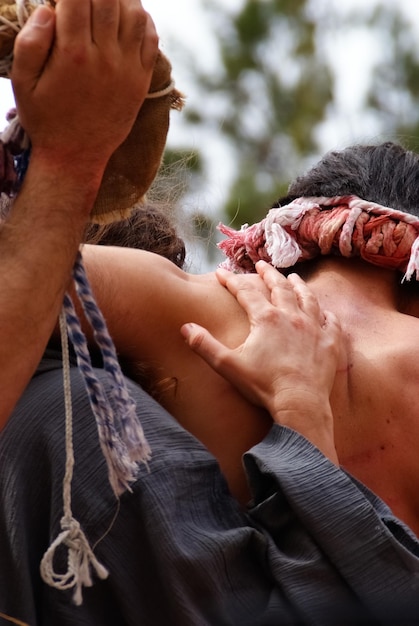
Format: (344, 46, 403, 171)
(40, 515, 108, 606)
(218, 195, 419, 280)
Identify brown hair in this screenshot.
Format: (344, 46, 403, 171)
(84, 203, 186, 269)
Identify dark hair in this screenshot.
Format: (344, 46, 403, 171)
(84, 203, 186, 269)
(82, 203, 187, 389)
(279, 142, 419, 216)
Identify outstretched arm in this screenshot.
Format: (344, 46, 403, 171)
(181, 261, 341, 463)
(0, 0, 158, 429)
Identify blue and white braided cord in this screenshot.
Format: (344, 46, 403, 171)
(71, 252, 150, 463)
(63, 253, 151, 496)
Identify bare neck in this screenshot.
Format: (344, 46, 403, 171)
(305, 257, 399, 321)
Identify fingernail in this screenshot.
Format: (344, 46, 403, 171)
(180, 323, 194, 340)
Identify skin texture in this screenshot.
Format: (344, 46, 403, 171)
(186, 256, 419, 536)
(0, 0, 158, 429)
(76, 244, 419, 536)
(181, 262, 340, 463)
(77, 245, 341, 505)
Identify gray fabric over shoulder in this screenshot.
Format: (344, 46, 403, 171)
(245, 426, 419, 623)
(0, 354, 419, 624)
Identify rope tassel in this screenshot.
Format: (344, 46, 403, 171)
(40, 516, 109, 607)
(71, 253, 151, 469)
(40, 310, 109, 604)
(41, 255, 151, 604)
(63, 253, 151, 496)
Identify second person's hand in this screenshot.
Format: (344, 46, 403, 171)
(181, 261, 342, 463)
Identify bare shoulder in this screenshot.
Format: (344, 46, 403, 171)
(81, 244, 184, 287)
(80, 244, 249, 355)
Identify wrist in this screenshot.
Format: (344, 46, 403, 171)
(270, 391, 339, 465)
(24, 147, 107, 217)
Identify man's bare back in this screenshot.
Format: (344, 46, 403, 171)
(80, 245, 419, 535)
(308, 257, 419, 535)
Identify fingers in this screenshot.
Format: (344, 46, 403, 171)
(216, 263, 302, 320)
(216, 267, 271, 304)
(54, 0, 91, 48)
(12, 0, 159, 171)
(54, 0, 157, 68)
(119, 0, 158, 65)
(139, 14, 159, 71)
(254, 261, 299, 305)
(217, 261, 331, 333)
(180, 323, 229, 375)
(287, 272, 324, 325)
(215, 267, 234, 288)
(323, 309, 342, 340)
(217, 263, 291, 306)
(12, 6, 55, 90)
(255, 261, 326, 325)
(91, 0, 120, 47)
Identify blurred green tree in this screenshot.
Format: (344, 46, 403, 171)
(160, 1, 419, 263)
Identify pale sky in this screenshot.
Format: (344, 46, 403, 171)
(1, 0, 419, 270)
(2, 1, 419, 220)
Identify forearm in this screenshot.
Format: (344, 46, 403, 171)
(0, 0, 158, 430)
(0, 160, 103, 429)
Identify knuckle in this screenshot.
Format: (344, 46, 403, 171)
(128, 6, 148, 40)
(188, 329, 206, 351)
(148, 28, 159, 51)
(14, 29, 34, 53)
(290, 314, 306, 331)
(96, 5, 117, 27)
(256, 307, 280, 326)
(62, 43, 89, 66)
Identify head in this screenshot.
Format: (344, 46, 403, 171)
(282, 141, 419, 215)
(84, 203, 186, 269)
(218, 142, 419, 283)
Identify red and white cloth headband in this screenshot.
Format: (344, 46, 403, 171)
(218, 195, 419, 281)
